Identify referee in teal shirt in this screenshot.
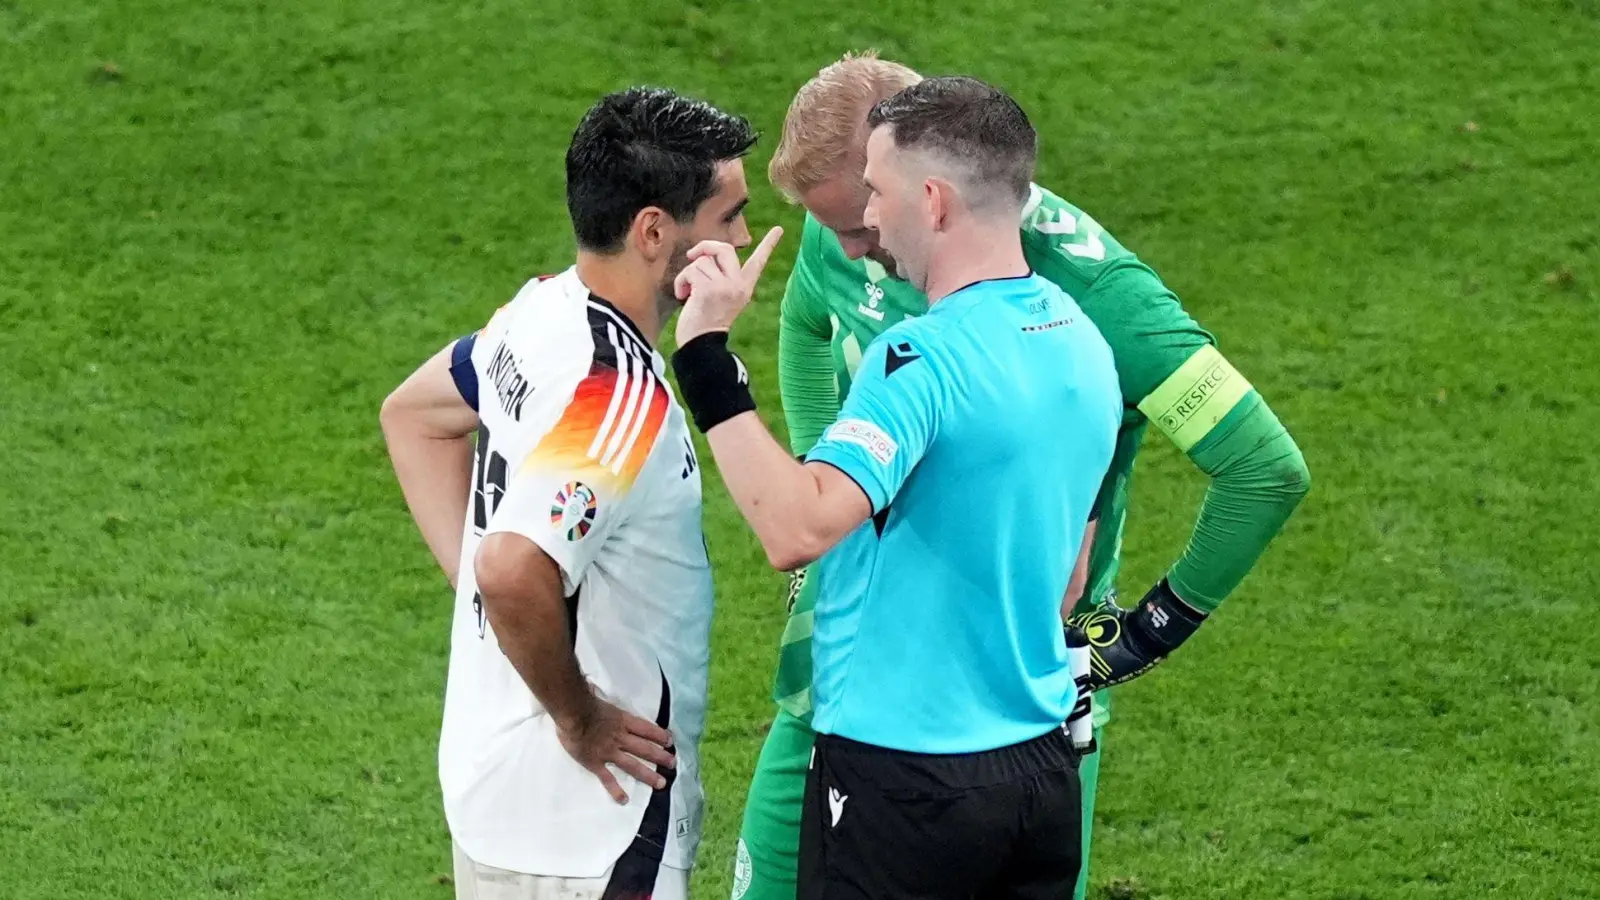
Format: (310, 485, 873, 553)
(668, 76, 1120, 900)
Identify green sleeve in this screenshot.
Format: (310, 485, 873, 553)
(1033, 257, 1310, 612)
(777, 219, 838, 456)
(1087, 265, 1217, 403)
(1167, 393, 1311, 611)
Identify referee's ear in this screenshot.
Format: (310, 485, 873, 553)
(925, 175, 958, 232)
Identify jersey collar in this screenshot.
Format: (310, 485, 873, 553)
(941, 270, 1037, 305)
(585, 292, 654, 351)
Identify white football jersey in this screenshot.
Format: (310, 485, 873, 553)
(438, 267, 713, 877)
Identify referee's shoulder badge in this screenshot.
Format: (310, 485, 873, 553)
(825, 418, 898, 465)
(549, 481, 599, 541)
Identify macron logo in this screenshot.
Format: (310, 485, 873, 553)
(828, 787, 848, 827)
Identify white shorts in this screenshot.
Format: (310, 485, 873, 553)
(452, 842, 688, 900)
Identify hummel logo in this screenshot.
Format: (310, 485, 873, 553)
(884, 341, 921, 377)
(828, 787, 848, 827)
(859, 281, 886, 320)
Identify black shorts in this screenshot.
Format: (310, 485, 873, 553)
(798, 727, 1083, 900)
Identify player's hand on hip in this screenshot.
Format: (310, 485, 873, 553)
(673, 226, 783, 346)
(1066, 579, 1208, 690)
(556, 695, 676, 805)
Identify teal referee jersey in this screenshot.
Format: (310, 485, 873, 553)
(804, 273, 1121, 754)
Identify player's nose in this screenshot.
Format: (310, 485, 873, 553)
(730, 217, 752, 248)
(840, 234, 874, 260)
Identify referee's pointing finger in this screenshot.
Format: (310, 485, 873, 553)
(687, 240, 741, 277)
(741, 227, 784, 281)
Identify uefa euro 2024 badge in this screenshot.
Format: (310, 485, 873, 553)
(549, 481, 598, 541)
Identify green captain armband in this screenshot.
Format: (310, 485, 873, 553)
(1137, 345, 1254, 452)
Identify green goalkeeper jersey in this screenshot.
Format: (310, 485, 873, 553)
(774, 184, 1310, 724)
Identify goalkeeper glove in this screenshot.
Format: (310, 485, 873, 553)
(1066, 579, 1207, 690)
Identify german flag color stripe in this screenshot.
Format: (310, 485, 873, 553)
(523, 360, 669, 490)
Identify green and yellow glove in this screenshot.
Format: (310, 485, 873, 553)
(1066, 579, 1208, 690)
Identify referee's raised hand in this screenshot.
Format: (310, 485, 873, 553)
(556, 695, 676, 805)
(674, 226, 783, 346)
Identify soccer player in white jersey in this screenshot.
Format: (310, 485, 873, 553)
(380, 87, 758, 900)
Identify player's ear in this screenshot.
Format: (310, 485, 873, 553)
(925, 177, 950, 232)
(632, 207, 671, 262)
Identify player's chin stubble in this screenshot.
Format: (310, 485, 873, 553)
(657, 238, 696, 330)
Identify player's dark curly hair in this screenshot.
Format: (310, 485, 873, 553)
(565, 87, 758, 253)
(867, 76, 1036, 209)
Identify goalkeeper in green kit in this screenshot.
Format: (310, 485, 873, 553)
(731, 53, 1312, 900)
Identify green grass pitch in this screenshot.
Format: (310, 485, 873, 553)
(2, 0, 1598, 897)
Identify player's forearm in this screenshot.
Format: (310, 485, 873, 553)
(382, 343, 480, 589)
(705, 413, 841, 571)
(1067, 396, 1307, 690)
(1166, 394, 1311, 611)
(381, 416, 473, 589)
(474, 535, 594, 731)
(1062, 519, 1098, 619)
(778, 310, 840, 456)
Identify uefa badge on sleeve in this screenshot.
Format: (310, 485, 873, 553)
(549, 481, 598, 541)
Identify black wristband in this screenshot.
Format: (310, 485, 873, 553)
(671, 332, 757, 433)
(1129, 579, 1207, 654)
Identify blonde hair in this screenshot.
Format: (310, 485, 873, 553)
(769, 51, 923, 202)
